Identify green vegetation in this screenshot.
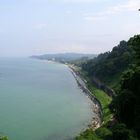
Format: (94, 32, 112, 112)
(0, 136, 8, 140)
(81, 39, 133, 91)
(111, 35, 140, 138)
(75, 74, 114, 140)
(75, 75, 113, 140)
(71, 65, 112, 124)
(75, 35, 140, 140)
(76, 126, 114, 140)
(90, 87, 112, 124)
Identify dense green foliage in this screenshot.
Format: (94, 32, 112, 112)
(76, 127, 112, 140)
(75, 35, 140, 140)
(111, 123, 137, 140)
(111, 35, 140, 138)
(81, 40, 133, 89)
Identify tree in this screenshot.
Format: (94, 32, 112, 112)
(112, 35, 140, 138)
(112, 124, 137, 140)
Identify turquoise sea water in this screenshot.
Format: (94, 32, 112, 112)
(0, 58, 94, 140)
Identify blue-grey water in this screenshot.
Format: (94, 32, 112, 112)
(0, 58, 94, 140)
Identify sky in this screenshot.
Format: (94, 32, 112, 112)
(0, 0, 140, 57)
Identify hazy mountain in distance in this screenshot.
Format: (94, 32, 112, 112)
(30, 53, 97, 63)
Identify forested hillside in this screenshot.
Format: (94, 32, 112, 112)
(76, 35, 140, 140)
(111, 35, 140, 139)
(81, 39, 133, 90)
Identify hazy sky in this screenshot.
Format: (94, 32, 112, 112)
(0, 0, 140, 56)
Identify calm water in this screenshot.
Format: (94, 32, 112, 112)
(0, 58, 94, 140)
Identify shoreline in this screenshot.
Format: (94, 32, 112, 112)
(31, 58, 103, 131)
(35, 59, 103, 130)
(67, 64, 103, 130)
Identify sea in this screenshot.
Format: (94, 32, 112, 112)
(0, 58, 94, 140)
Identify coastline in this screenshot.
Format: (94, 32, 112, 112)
(36, 59, 103, 130)
(31, 58, 103, 132)
(67, 64, 103, 130)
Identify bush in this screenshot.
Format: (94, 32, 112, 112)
(111, 123, 138, 140)
(95, 127, 112, 140)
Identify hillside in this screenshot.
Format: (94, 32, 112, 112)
(75, 35, 140, 140)
(80, 39, 133, 91)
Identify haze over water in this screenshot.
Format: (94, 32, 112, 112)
(0, 58, 94, 140)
